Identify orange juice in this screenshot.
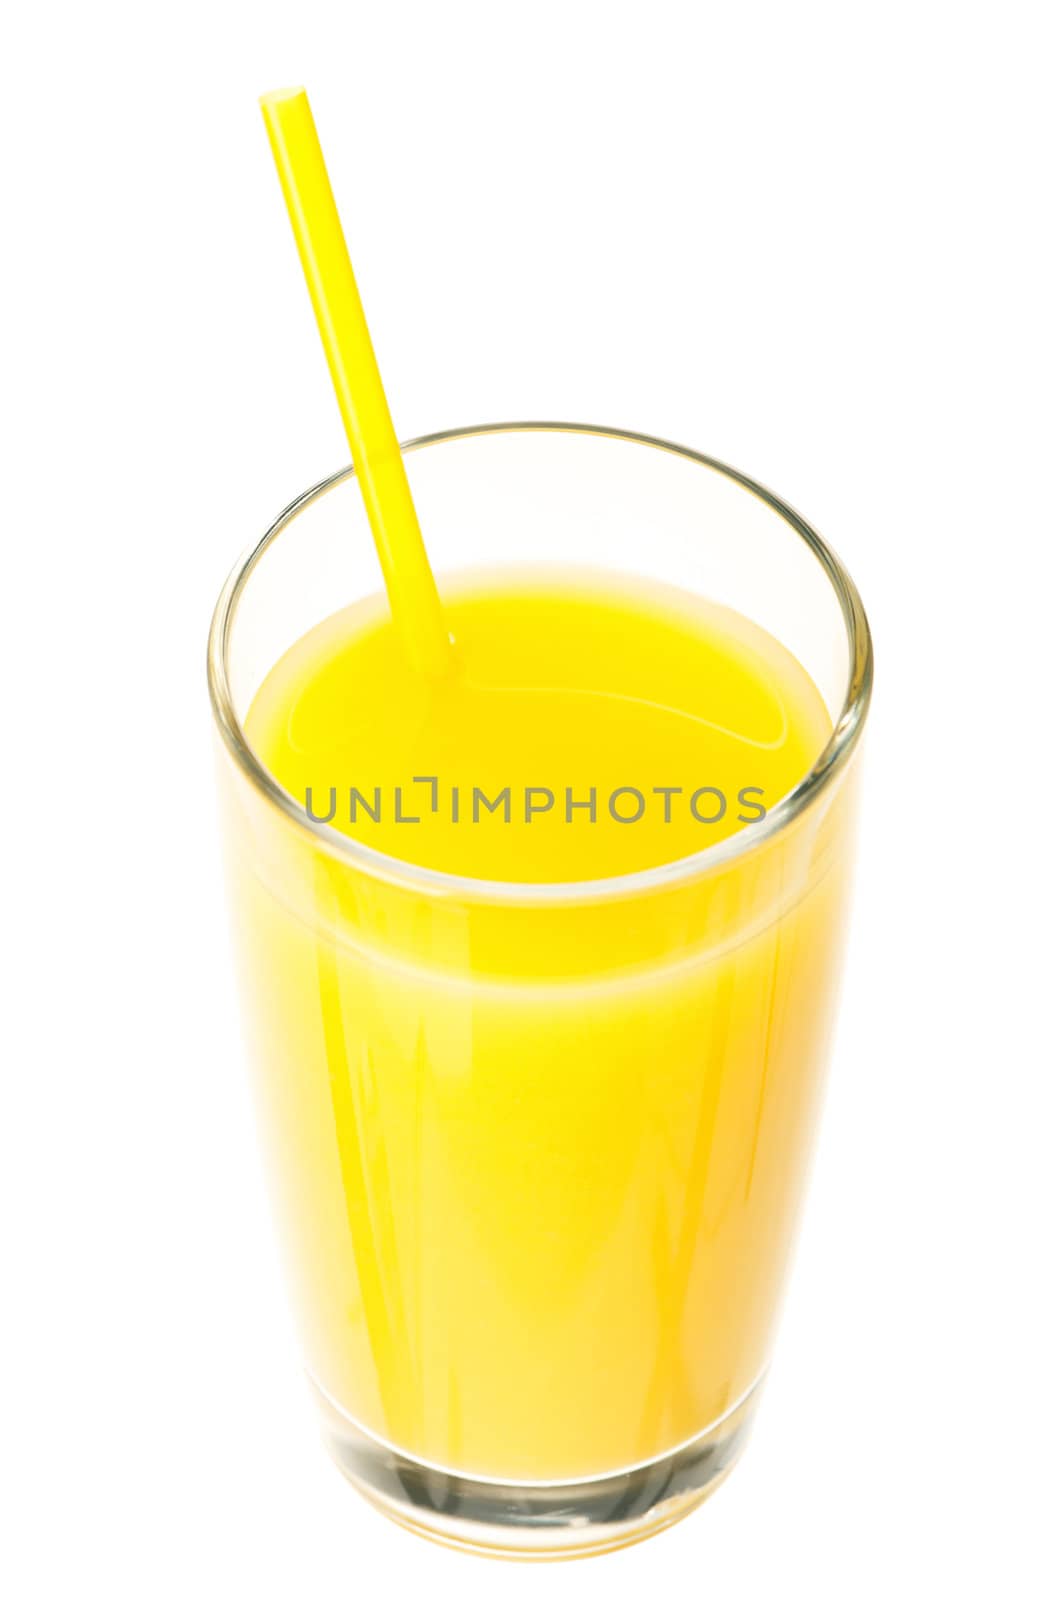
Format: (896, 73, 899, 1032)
(226, 567, 850, 1480)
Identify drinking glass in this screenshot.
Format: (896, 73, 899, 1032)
(207, 423, 872, 1558)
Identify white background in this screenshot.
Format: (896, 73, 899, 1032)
(2, 3, 1060, 1595)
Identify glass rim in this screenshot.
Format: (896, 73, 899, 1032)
(207, 421, 873, 906)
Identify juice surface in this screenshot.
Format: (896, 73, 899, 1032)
(231, 568, 849, 1479)
(246, 566, 829, 882)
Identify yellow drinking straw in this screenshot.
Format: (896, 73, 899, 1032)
(260, 88, 451, 677)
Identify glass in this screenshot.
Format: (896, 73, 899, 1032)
(207, 423, 872, 1558)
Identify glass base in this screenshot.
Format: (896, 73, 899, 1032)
(311, 1374, 764, 1560)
